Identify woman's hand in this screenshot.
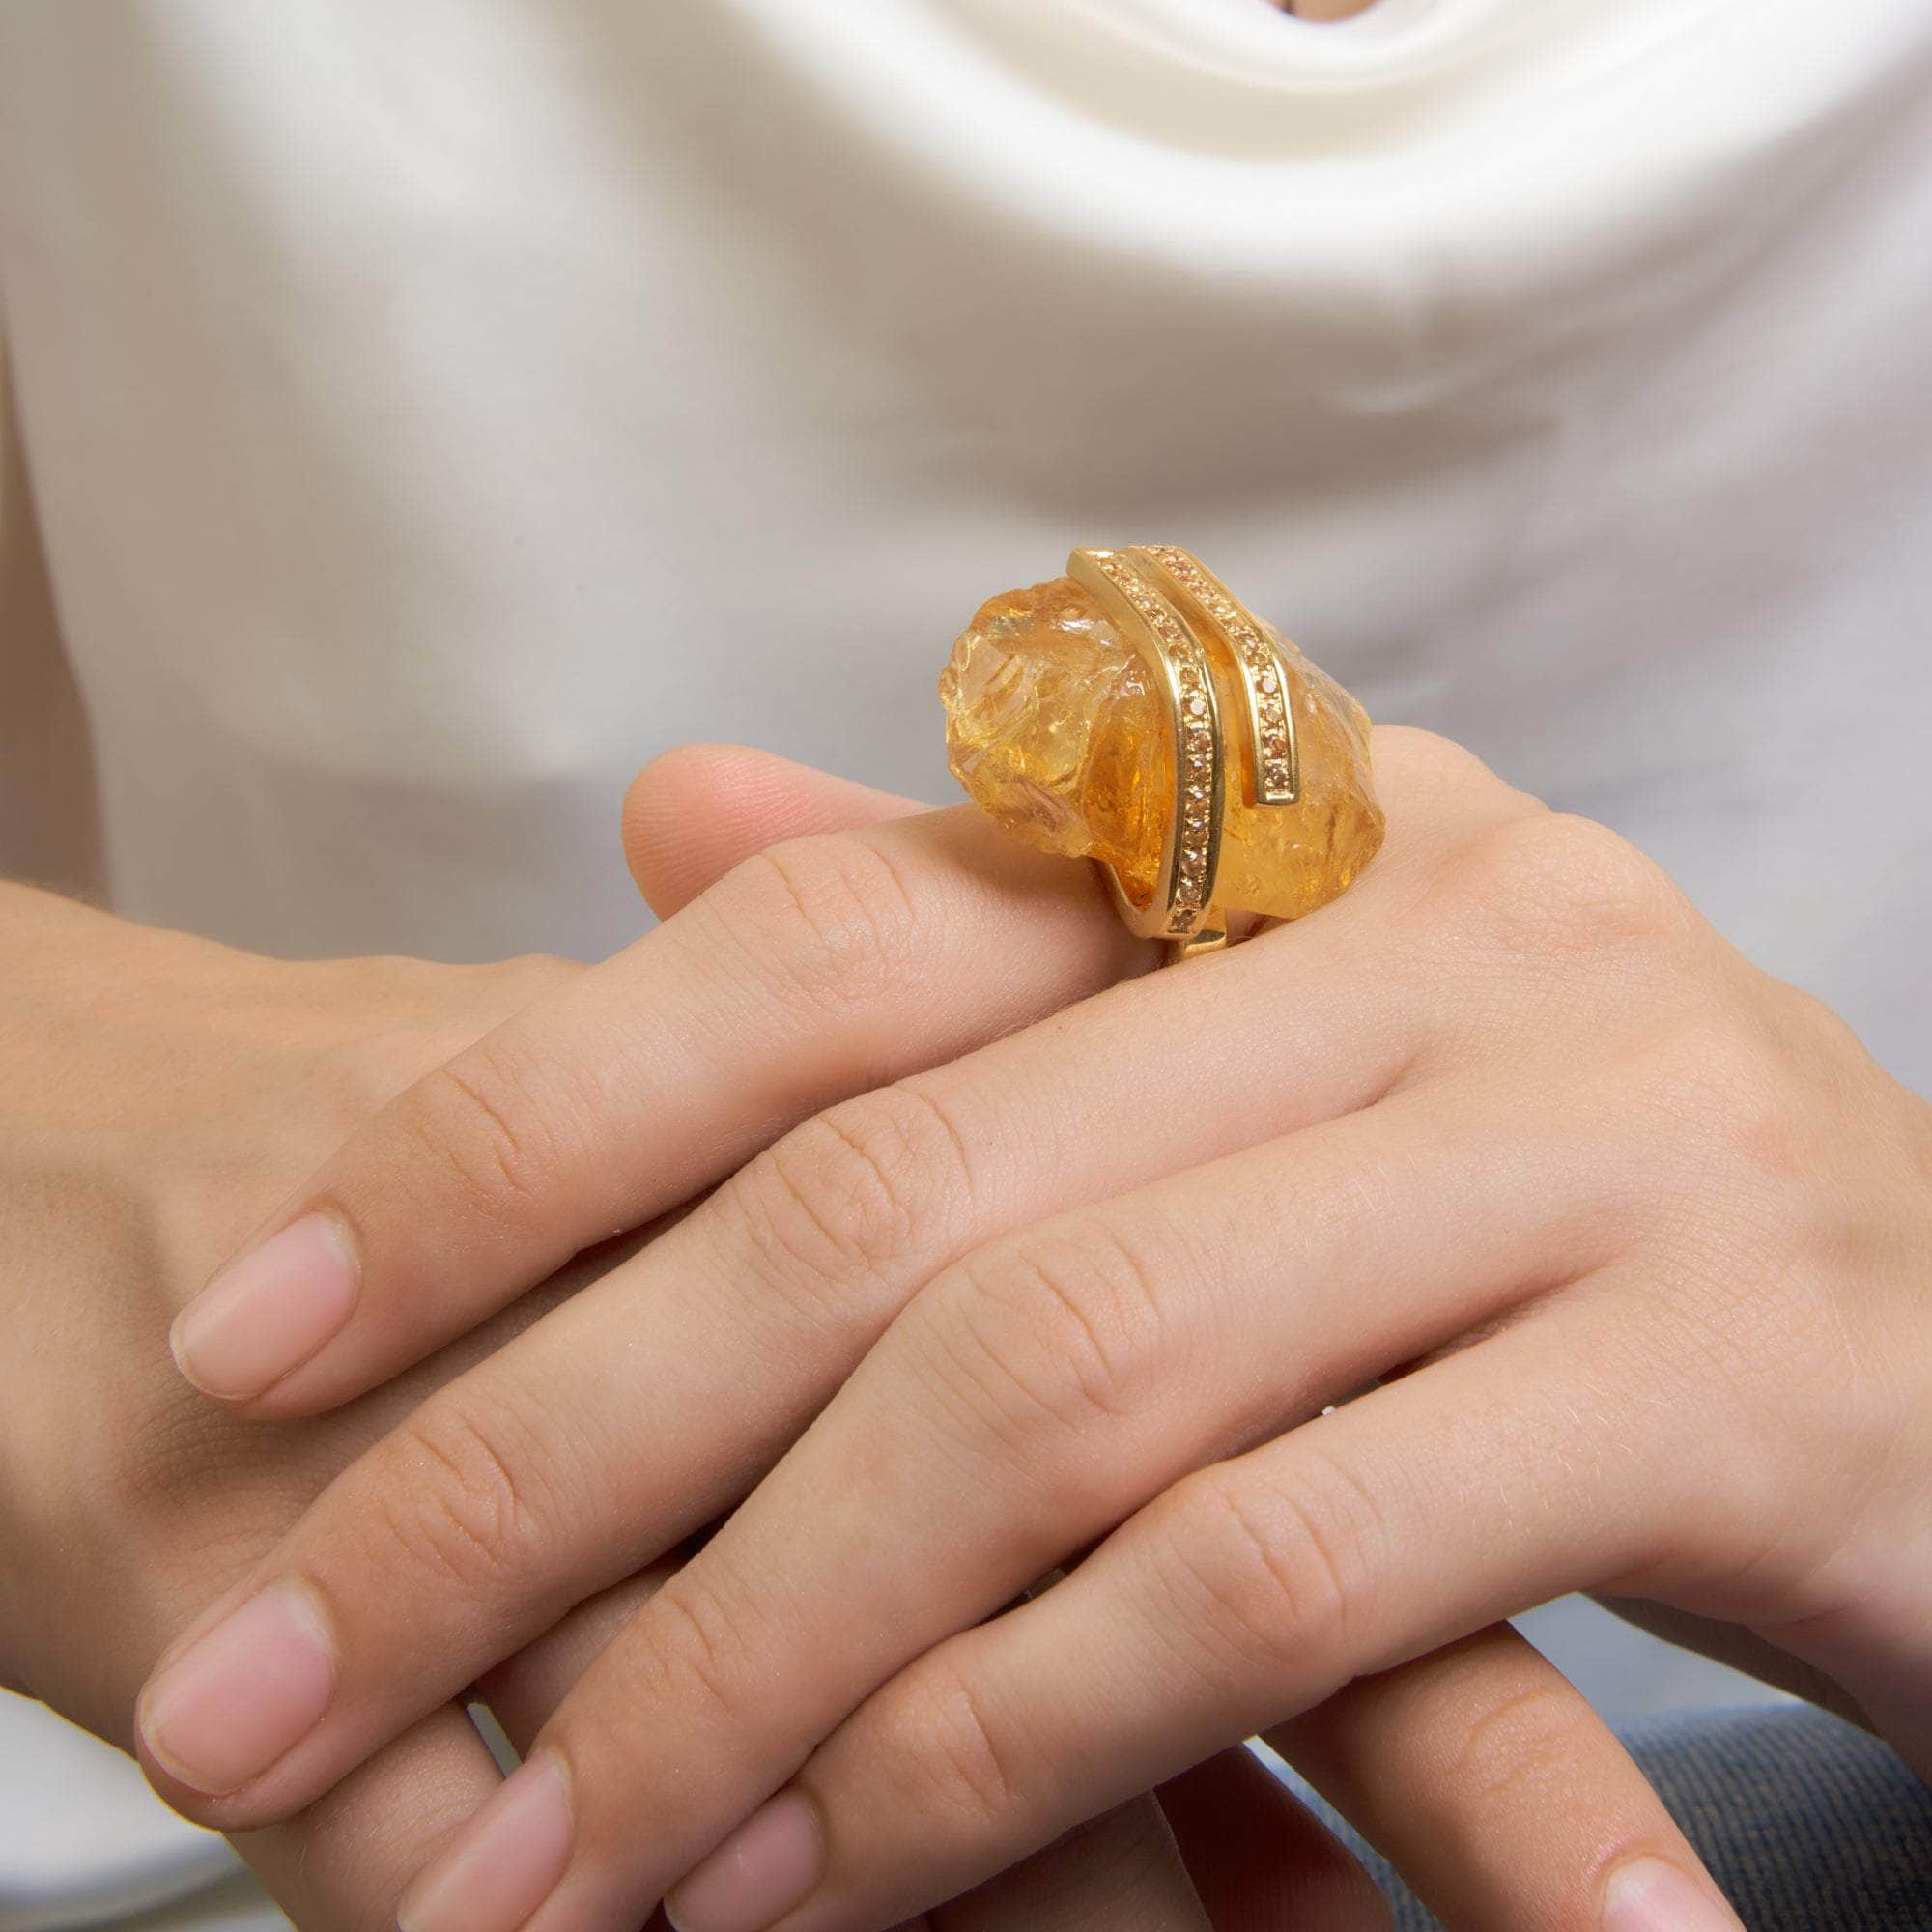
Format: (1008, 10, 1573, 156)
(0, 754, 1401, 1932)
(0, 876, 591, 1928)
(132, 734, 1884, 1930)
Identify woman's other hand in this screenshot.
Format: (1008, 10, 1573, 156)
(0, 875, 582, 1926)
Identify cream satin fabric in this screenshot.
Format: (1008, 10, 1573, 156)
(0, 0, 1927, 1918)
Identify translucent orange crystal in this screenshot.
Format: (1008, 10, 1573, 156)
(940, 575, 1384, 921)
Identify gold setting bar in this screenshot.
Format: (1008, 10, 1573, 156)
(1136, 545, 1300, 807)
(1068, 546, 1225, 946)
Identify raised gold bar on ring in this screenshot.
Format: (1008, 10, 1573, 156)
(1133, 545, 1300, 808)
(1067, 547, 1226, 949)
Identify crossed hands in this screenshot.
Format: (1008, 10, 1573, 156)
(11, 732, 1929, 1932)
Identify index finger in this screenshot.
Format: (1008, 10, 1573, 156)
(169, 801, 1148, 1415)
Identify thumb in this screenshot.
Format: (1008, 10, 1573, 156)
(621, 744, 932, 919)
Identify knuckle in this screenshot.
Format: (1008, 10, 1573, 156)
(1371, 724, 1508, 795)
(626, 1564, 766, 1725)
(1449, 810, 1688, 960)
(370, 1387, 568, 1597)
(1157, 1456, 1381, 1683)
(919, 1216, 1173, 1463)
(712, 834, 923, 1015)
(1768, 977, 1868, 1066)
(394, 1037, 573, 1223)
(1691, 1009, 1803, 1144)
(741, 1081, 977, 1320)
(1442, 1668, 1594, 1805)
(886, 1659, 1031, 1830)
(1622, 1005, 1809, 1196)
(1617, 995, 1907, 1423)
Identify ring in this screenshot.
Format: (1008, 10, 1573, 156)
(941, 546, 1385, 963)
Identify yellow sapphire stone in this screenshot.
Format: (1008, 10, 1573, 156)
(940, 560, 1384, 926)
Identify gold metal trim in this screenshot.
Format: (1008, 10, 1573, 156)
(1067, 546, 1226, 951)
(1133, 545, 1300, 808)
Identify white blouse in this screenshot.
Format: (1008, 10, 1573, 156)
(1, 1, 1927, 1921)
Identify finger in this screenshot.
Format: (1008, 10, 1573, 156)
(622, 745, 927, 919)
(478, 1566, 680, 1755)
(133, 730, 1538, 1826)
(1155, 1747, 1390, 1932)
(494, 1596, 1371, 1932)
(672, 1294, 1724, 1931)
(177, 724, 1519, 1420)
(233, 1702, 505, 1932)
(490, 1577, 1380, 1932)
(192, 1260, 657, 1929)
(1270, 1624, 1746, 1930)
(169, 798, 1148, 1416)
(344, 1079, 1637, 1924)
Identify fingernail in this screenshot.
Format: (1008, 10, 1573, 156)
(398, 1756, 574, 1932)
(665, 1790, 823, 1932)
(138, 1583, 336, 1795)
(171, 1212, 359, 1399)
(1603, 1858, 1744, 1931)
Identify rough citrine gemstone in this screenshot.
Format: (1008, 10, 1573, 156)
(940, 575, 1384, 921)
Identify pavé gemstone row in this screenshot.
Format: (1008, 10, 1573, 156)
(1143, 545, 1300, 806)
(1088, 550, 1219, 935)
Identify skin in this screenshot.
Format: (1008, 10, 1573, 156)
(0, 782, 1318, 1932)
(130, 726, 1932, 1930)
(0, 748, 1733, 1931)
